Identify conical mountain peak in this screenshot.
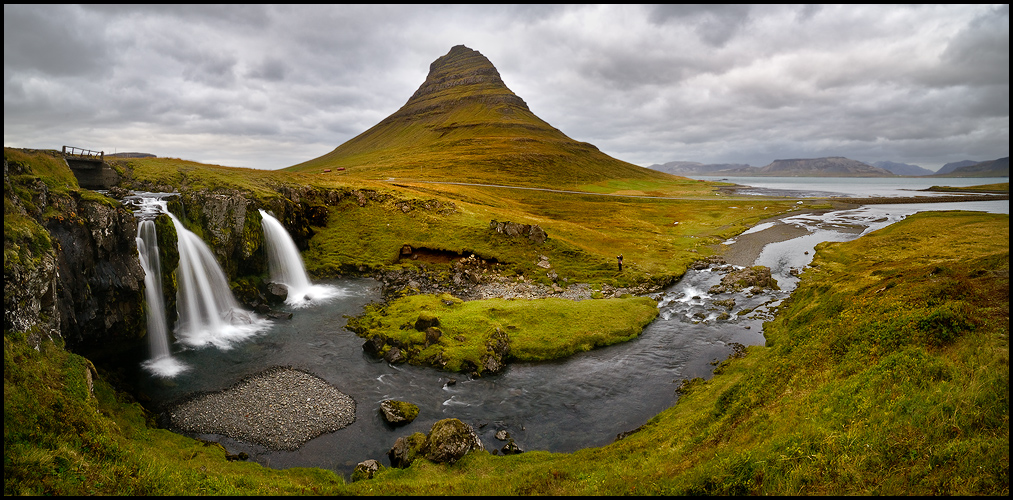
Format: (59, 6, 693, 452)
(394, 45, 529, 118)
(288, 46, 670, 187)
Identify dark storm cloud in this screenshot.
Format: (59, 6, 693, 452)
(648, 4, 752, 47)
(3, 5, 109, 77)
(4, 4, 1008, 171)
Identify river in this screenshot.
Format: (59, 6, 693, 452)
(134, 176, 1008, 477)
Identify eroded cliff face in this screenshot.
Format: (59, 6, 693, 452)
(46, 196, 146, 349)
(5, 150, 144, 354)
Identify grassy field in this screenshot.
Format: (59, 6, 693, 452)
(6, 206, 1006, 494)
(924, 182, 1009, 193)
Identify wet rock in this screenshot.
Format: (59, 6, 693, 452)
(387, 432, 427, 468)
(479, 328, 510, 376)
(501, 439, 523, 455)
(495, 429, 509, 441)
(380, 399, 419, 426)
(710, 265, 779, 294)
(265, 282, 288, 303)
(362, 336, 386, 357)
(384, 346, 405, 364)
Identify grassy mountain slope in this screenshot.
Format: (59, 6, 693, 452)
(286, 45, 674, 188)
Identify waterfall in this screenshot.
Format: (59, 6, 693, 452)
(259, 209, 342, 307)
(129, 195, 269, 359)
(134, 199, 188, 377)
(166, 206, 268, 349)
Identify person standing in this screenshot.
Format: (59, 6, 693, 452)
(617, 254, 623, 271)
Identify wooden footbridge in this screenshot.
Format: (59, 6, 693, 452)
(62, 145, 119, 189)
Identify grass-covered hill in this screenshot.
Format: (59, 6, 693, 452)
(286, 45, 674, 188)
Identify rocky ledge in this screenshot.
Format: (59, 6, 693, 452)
(375, 253, 667, 303)
(167, 367, 355, 451)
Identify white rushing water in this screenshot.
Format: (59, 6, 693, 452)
(136, 217, 189, 377)
(167, 206, 270, 349)
(259, 209, 343, 308)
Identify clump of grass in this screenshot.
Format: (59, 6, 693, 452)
(347, 293, 659, 373)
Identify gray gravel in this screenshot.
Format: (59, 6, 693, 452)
(168, 367, 355, 451)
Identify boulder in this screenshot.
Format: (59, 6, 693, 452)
(351, 459, 380, 481)
(424, 326, 443, 346)
(709, 265, 779, 294)
(387, 432, 427, 468)
(380, 399, 420, 426)
(362, 336, 386, 357)
(414, 311, 441, 331)
(265, 282, 289, 303)
(422, 418, 484, 464)
(501, 439, 523, 455)
(384, 346, 405, 364)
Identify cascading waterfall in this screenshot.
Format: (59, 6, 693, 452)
(130, 195, 269, 364)
(259, 209, 341, 307)
(136, 212, 188, 377)
(166, 205, 268, 349)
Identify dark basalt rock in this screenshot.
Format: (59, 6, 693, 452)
(387, 417, 484, 468)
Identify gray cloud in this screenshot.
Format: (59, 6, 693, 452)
(4, 4, 1008, 172)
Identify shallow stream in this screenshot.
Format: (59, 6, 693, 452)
(134, 194, 1007, 477)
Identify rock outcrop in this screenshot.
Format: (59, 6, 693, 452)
(489, 220, 547, 243)
(380, 399, 420, 426)
(387, 418, 484, 468)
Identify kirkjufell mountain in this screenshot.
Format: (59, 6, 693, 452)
(287, 45, 672, 186)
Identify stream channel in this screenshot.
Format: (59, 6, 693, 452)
(133, 188, 1008, 478)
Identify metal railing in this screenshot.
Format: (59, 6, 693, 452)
(62, 146, 104, 161)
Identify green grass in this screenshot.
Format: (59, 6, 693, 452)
(5, 175, 1007, 494)
(336, 210, 1009, 495)
(6, 147, 1006, 494)
(925, 182, 1009, 193)
(346, 293, 659, 373)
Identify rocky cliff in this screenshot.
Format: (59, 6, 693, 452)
(5, 149, 144, 355)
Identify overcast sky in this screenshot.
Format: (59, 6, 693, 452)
(4, 4, 1008, 172)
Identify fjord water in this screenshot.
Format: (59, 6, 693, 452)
(135, 180, 1007, 477)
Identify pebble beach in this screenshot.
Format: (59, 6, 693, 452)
(168, 367, 355, 451)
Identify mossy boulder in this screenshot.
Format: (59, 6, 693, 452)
(380, 399, 419, 426)
(387, 418, 484, 468)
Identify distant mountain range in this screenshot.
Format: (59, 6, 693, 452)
(649, 156, 1009, 178)
(648, 157, 893, 177)
(931, 157, 1009, 178)
(871, 161, 935, 176)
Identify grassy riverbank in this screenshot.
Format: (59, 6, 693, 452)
(6, 206, 1006, 494)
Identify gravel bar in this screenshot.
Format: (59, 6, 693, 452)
(168, 366, 355, 451)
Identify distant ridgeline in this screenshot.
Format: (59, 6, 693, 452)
(649, 156, 1010, 177)
(286, 45, 672, 187)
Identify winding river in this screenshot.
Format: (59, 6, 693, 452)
(133, 178, 1008, 477)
